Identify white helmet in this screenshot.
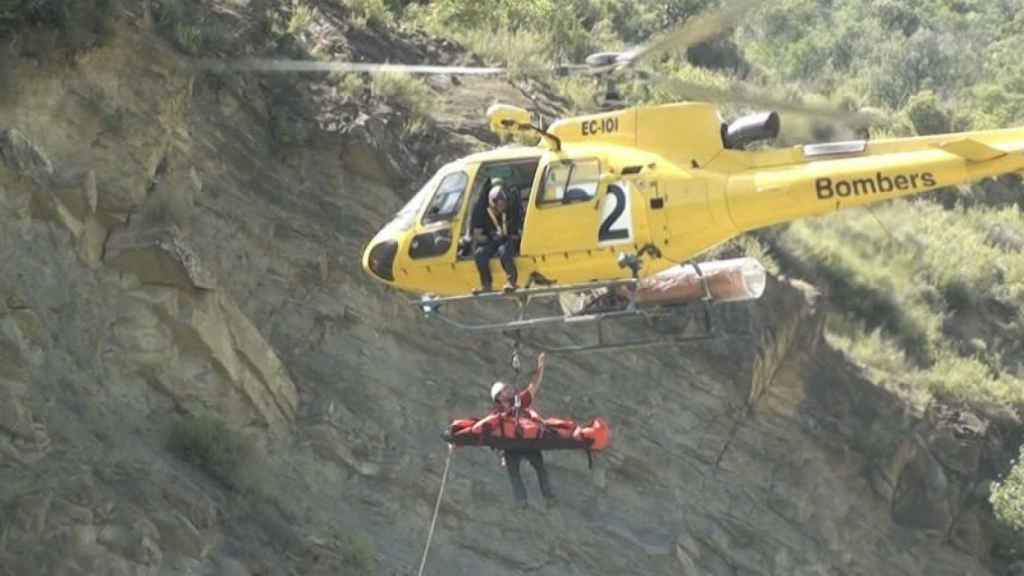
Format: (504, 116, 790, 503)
(490, 381, 509, 401)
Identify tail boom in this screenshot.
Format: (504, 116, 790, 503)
(724, 131, 1024, 232)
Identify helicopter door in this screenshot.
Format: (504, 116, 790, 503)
(520, 158, 603, 256)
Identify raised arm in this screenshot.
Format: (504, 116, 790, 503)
(525, 353, 545, 397)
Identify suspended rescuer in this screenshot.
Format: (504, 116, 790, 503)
(488, 352, 557, 509)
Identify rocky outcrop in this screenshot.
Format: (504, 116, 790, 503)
(105, 225, 215, 290)
(0, 127, 53, 183)
(0, 302, 51, 466)
(1, 125, 297, 438)
(101, 283, 298, 436)
(803, 339, 1024, 568)
(0, 466, 233, 576)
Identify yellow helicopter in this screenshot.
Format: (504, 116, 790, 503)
(352, 10, 1023, 349)
(354, 94, 1023, 345)
(217, 0, 1024, 351)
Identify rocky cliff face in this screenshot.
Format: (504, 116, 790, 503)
(1, 7, 1021, 576)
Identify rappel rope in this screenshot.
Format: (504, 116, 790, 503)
(416, 443, 455, 576)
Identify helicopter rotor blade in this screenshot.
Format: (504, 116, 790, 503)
(190, 0, 883, 129)
(616, 0, 766, 70)
(659, 75, 882, 126)
(195, 58, 510, 75)
(195, 58, 595, 77)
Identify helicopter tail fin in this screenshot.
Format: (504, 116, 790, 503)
(936, 138, 1007, 163)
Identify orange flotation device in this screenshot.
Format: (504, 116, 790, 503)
(442, 412, 611, 452)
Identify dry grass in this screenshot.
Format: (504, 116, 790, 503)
(370, 72, 435, 135)
(778, 197, 1024, 410)
(168, 414, 263, 493)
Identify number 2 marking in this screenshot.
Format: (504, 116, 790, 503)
(598, 183, 631, 244)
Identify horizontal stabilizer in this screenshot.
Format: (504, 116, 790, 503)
(937, 138, 1006, 162)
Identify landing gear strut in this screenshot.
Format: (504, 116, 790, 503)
(414, 248, 763, 353)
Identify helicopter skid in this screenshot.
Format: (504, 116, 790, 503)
(412, 279, 647, 332)
(414, 278, 640, 308)
(411, 279, 753, 353)
(408, 257, 767, 352)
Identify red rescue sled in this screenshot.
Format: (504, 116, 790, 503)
(442, 413, 611, 452)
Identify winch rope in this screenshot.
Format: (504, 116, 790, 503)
(511, 339, 522, 380)
(416, 443, 455, 576)
(866, 204, 899, 245)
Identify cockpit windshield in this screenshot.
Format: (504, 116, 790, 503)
(385, 171, 442, 233)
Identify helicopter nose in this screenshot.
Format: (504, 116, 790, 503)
(363, 239, 398, 282)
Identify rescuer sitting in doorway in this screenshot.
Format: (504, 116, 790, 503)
(469, 181, 522, 293)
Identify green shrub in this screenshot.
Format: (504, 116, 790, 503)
(553, 76, 601, 115)
(970, 82, 1024, 130)
(1, 0, 116, 52)
(151, 0, 204, 55)
(874, 0, 921, 36)
(444, 26, 548, 75)
(370, 72, 435, 134)
(343, 0, 392, 28)
(168, 414, 260, 493)
(410, 0, 556, 32)
(904, 90, 951, 136)
(991, 447, 1024, 532)
(287, 3, 315, 35)
(343, 531, 376, 573)
(908, 349, 1024, 408)
(825, 318, 915, 381)
(940, 279, 975, 312)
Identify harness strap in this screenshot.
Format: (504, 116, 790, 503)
(487, 206, 507, 237)
(513, 394, 525, 438)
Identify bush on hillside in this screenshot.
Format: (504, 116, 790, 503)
(168, 414, 262, 493)
(991, 447, 1024, 532)
(904, 90, 951, 136)
(1, 0, 116, 52)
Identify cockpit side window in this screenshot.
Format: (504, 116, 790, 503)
(421, 171, 469, 225)
(538, 159, 600, 205)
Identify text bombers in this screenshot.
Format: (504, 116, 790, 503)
(816, 171, 937, 199)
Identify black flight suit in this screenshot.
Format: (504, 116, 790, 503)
(505, 449, 555, 507)
(469, 187, 522, 290)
